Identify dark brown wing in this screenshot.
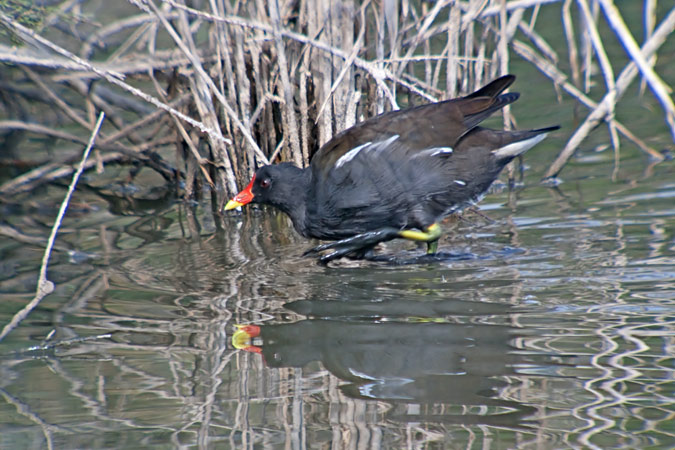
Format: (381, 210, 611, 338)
(309, 74, 518, 178)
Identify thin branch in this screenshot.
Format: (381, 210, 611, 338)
(0, 120, 176, 182)
(0, 112, 105, 343)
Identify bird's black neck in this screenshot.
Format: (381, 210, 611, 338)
(271, 165, 312, 236)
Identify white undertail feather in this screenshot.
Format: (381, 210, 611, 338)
(492, 133, 548, 159)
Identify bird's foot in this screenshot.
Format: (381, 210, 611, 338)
(398, 223, 442, 254)
(303, 228, 401, 264)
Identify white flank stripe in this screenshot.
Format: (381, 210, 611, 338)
(335, 142, 371, 168)
(412, 146, 453, 159)
(375, 134, 400, 151)
(334, 135, 400, 168)
(492, 133, 548, 159)
(455, 180, 466, 186)
(431, 146, 453, 156)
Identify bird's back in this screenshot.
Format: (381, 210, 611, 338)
(301, 75, 557, 239)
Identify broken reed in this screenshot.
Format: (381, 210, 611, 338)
(0, 0, 673, 210)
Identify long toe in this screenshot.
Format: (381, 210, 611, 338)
(319, 249, 348, 264)
(303, 242, 333, 256)
(305, 228, 401, 261)
(303, 236, 370, 255)
(318, 242, 380, 264)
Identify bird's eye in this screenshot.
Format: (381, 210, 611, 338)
(260, 178, 271, 188)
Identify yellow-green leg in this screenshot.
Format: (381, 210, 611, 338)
(398, 223, 442, 254)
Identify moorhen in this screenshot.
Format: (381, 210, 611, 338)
(225, 75, 558, 262)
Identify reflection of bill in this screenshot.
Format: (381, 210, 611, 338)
(232, 324, 262, 353)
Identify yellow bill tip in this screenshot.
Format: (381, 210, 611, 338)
(232, 329, 252, 349)
(232, 324, 262, 352)
(224, 199, 243, 211)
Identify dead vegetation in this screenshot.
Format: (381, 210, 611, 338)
(0, 0, 673, 212)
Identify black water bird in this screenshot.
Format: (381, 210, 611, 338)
(226, 75, 558, 262)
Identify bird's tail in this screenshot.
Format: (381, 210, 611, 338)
(492, 126, 560, 160)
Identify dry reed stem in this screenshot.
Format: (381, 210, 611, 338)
(517, 21, 558, 65)
(152, 81, 214, 189)
(477, 0, 562, 17)
(447, 4, 461, 97)
(562, 0, 581, 89)
(165, 1, 400, 105)
(269, 0, 302, 166)
(640, 0, 658, 97)
(396, 0, 449, 79)
(577, 0, 620, 153)
(598, 0, 675, 141)
(581, 0, 598, 93)
(499, 0, 513, 129)
(543, 5, 675, 178)
(512, 40, 662, 161)
(139, 0, 242, 198)
(313, 6, 366, 127)
(149, 2, 265, 171)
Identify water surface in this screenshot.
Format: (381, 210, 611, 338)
(1, 135, 674, 448)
